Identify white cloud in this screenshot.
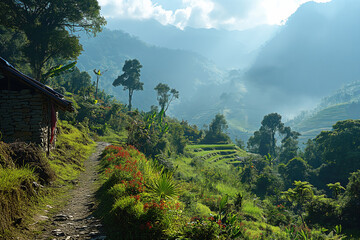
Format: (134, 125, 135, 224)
(99, 0, 332, 30)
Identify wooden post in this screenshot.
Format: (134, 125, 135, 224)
(47, 101, 51, 156)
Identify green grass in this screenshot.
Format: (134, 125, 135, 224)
(292, 102, 360, 143)
(0, 167, 36, 191)
(215, 182, 240, 197)
(0, 120, 96, 238)
(242, 200, 264, 221)
(97, 128, 127, 144)
(186, 143, 237, 150)
(185, 143, 249, 166)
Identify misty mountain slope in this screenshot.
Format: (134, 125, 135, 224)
(245, 0, 360, 116)
(77, 28, 259, 141)
(77, 29, 225, 111)
(106, 19, 279, 69)
(288, 80, 360, 143)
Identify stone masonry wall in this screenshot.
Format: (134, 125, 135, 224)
(0, 89, 48, 147)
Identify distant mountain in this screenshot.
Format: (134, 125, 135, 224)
(77, 0, 360, 144)
(77, 28, 260, 142)
(244, 0, 360, 118)
(288, 81, 360, 144)
(106, 19, 278, 69)
(77, 28, 226, 116)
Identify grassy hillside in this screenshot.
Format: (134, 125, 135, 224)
(290, 101, 360, 143)
(95, 143, 296, 239)
(185, 144, 249, 166)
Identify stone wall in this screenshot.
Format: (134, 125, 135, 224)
(0, 89, 49, 148)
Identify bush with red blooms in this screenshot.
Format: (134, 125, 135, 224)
(100, 145, 184, 239)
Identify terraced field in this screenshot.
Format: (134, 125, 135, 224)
(291, 102, 360, 144)
(185, 143, 249, 166)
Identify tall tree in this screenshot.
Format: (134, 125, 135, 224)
(154, 83, 179, 116)
(315, 120, 360, 186)
(278, 126, 301, 163)
(261, 113, 284, 157)
(201, 113, 230, 144)
(0, 0, 106, 82)
(247, 113, 285, 156)
(113, 59, 144, 111)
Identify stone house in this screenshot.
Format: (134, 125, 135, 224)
(0, 57, 73, 153)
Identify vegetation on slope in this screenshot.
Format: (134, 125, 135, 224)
(0, 121, 95, 239)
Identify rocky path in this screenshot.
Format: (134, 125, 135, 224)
(36, 142, 109, 240)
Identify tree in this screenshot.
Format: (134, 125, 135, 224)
(0, 25, 28, 72)
(154, 83, 179, 116)
(235, 138, 245, 150)
(93, 69, 108, 100)
(261, 113, 284, 157)
(315, 120, 360, 186)
(201, 114, 230, 144)
(327, 182, 345, 199)
(303, 139, 322, 168)
(247, 113, 285, 156)
(113, 59, 144, 111)
(279, 157, 309, 186)
(342, 170, 360, 229)
(0, 0, 106, 82)
(278, 127, 301, 163)
(282, 181, 314, 226)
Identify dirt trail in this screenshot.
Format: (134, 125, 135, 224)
(36, 142, 109, 240)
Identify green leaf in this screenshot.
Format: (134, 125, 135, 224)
(219, 194, 229, 213)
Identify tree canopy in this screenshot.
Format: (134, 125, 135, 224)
(113, 59, 144, 111)
(248, 113, 292, 157)
(0, 0, 106, 82)
(314, 120, 360, 186)
(154, 83, 179, 116)
(201, 114, 230, 144)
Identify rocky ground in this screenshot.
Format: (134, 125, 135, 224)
(34, 142, 109, 240)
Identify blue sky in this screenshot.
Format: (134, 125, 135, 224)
(98, 0, 331, 30)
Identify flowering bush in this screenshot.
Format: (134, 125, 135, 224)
(100, 145, 184, 239)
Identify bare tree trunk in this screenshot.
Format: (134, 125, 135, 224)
(128, 90, 133, 111)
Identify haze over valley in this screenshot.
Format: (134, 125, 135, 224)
(77, 0, 360, 141)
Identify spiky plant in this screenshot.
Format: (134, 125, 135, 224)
(146, 173, 179, 201)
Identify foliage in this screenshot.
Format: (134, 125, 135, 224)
(0, 166, 38, 233)
(248, 113, 283, 156)
(113, 59, 144, 111)
(0, 120, 94, 238)
(341, 170, 360, 229)
(282, 181, 314, 225)
(97, 145, 184, 239)
(248, 113, 300, 161)
(0, 25, 29, 73)
(280, 157, 310, 187)
(303, 139, 322, 168)
(126, 112, 168, 158)
(315, 120, 360, 187)
(154, 83, 179, 116)
(9, 142, 56, 184)
(264, 202, 291, 226)
(305, 195, 340, 228)
(43, 61, 77, 81)
(146, 172, 180, 201)
(327, 182, 345, 199)
(254, 166, 284, 198)
(0, 0, 106, 82)
(235, 137, 245, 150)
(202, 113, 230, 144)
